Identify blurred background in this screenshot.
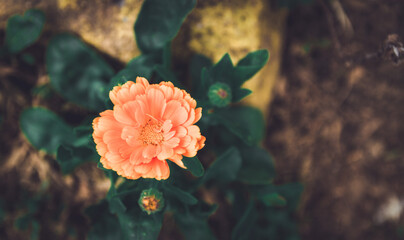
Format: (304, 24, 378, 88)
(1, 0, 404, 239)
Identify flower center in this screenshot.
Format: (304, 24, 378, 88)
(217, 88, 228, 99)
(141, 196, 160, 212)
(139, 119, 163, 146)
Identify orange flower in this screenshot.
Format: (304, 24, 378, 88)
(92, 77, 205, 180)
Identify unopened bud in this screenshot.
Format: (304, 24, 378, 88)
(138, 188, 164, 215)
(208, 82, 232, 107)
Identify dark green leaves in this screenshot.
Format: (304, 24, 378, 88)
(135, 0, 196, 53)
(183, 156, 204, 177)
(47, 34, 114, 111)
(203, 147, 242, 183)
(4, 9, 45, 54)
(238, 147, 275, 185)
(117, 209, 163, 240)
(190, 54, 212, 94)
(250, 183, 304, 211)
(259, 193, 287, 207)
(108, 53, 161, 92)
(214, 106, 265, 146)
(234, 49, 269, 86)
(231, 202, 257, 240)
(56, 145, 97, 174)
(199, 50, 269, 105)
(154, 65, 182, 87)
(106, 172, 127, 215)
(20, 107, 75, 155)
(163, 184, 197, 205)
(86, 201, 122, 240)
(175, 203, 217, 240)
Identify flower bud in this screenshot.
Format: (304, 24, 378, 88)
(208, 82, 232, 107)
(138, 188, 164, 215)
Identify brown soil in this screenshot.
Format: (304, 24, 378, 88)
(266, 1, 404, 239)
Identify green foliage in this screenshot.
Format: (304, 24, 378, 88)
(86, 201, 122, 240)
(196, 50, 268, 105)
(135, 0, 196, 53)
(47, 34, 115, 111)
(20, 107, 76, 155)
(56, 145, 97, 174)
(232, 202, 257, 240)
(203, 147, 242, 184)
(108, 52, 161, 93)
(214, 106, 265, 146)
(154, 64, 182, 87)
(13, 189, 47, 240)
(106, 172, 127, 215)
(259, 193, 287, 207)
(4, 9, 45, 54)
(118, 209, 163, 240)
(175, 203, 218, 240)
(162, 184, 197, 206)
(238, 146, 276, 185)
(182, 156, 204, 177)
(234, 49, 270, 86)
(190, 54, 213, 93)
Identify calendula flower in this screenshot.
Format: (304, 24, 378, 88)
(92, 77, 205, 180)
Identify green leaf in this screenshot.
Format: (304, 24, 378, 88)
(30, 220, 40, 240)
(107, 172, 127, 215)
(47, 33, 114, 111)
(163, 184, 197, 205)
(154, 65, 182, 87)
(117, 209, 163, 240)
(259, 193, 287, 207)
(250, 183, 303, 212)
(21, 53, 36, 65)
(203, 147, 242, 183)
(20, 107, 75, 155)
(238, 147, 275, 185)
(208, 54, 234, 87)
(109, 195, 127, 215)
(190, 54, 212, 94)
(15, 214, 33, 230)
(183, 156, 204, 177)
(86, 201, 122, 240)
(135, 0, 196, 53)
(97, 162, 110, 171)
(175, 203, 217, 240)
(5, 9, 45, 54)
(72, 124, 94, 147)
(234, 49, 269, 87)
(214, 106, 265, 146)
(56, 145, 97, 174)
(108, 53, 161, 93)
(275, 183, 304, 211)
(232, 88, 252, 103)
(231, 201, 257, 240)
